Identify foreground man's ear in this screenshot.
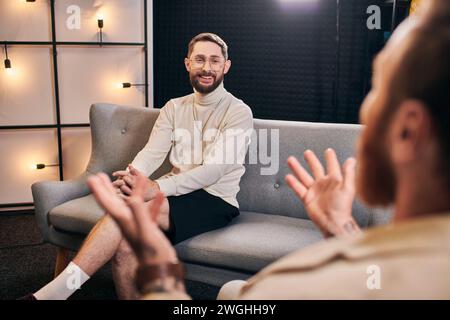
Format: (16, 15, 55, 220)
(390, 99, 433, 165)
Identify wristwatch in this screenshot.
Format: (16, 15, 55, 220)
(136, 262, 185, 294)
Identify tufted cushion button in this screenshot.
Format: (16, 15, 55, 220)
(274, 183, 280, 189)
(121, 128, 127, 134)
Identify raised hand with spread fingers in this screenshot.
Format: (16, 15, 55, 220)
(87, 172, 177, 266)
(285, 148, 361, 238)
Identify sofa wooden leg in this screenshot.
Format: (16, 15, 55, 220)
(54, 247, 70, 278)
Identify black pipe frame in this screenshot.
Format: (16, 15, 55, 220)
(0, 0, 149, 209)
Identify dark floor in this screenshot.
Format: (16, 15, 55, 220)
(0, 212, 220, 300)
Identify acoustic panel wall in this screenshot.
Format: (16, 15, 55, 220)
(154, 0, 376, 124)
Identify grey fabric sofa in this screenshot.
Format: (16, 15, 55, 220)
(32, 103, 392, 287)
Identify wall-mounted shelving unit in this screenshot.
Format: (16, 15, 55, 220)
(0, 0, 149, 209)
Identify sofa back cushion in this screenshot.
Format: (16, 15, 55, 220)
(237, 119, 392, 228)
(86, 103, 172, 179)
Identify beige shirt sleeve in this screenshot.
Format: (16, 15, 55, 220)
(130, 102, 174, 177)
(142, 291, 192, 300)
(156, 105, 253, 197)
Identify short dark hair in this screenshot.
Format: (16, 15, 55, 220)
(187, 33, 229, 60)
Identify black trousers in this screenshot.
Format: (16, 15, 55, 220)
(164, 189, 239, 244)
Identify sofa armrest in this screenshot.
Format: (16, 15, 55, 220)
(31, 171, 91, 242)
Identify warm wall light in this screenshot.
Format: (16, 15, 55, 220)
(97, 13, 104, 44)
(120, 82, 146, 89)
(96, 12, 105, 21)
(35, 163, 59, 170)
(4, 44, 11, 69)
(3, 43, 17, 76)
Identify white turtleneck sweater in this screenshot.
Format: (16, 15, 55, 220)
(130, 83, 253, 208)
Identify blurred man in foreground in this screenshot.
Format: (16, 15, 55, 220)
(88, 0, 450, 299)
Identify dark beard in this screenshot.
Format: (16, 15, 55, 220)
(356, 128, 396, 207)
(190, 70, 224, 94)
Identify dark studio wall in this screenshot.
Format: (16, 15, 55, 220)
(153, 0, 403, 124)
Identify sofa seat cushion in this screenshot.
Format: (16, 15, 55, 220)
(175, 211, 323, 273)
(49, 195, 324, 274)
(49, 194, 105, 234)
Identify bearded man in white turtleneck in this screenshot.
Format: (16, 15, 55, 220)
(30, 33, 253, 300)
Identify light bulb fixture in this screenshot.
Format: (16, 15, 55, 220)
(36, 163, 59, 170)
(98, 21, 103, 44)
(97, 13, 104, 45)
(121, 82, 146, 89)
(4, 43, 11, 70)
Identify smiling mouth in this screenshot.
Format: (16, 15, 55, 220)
(198, 75, 214, 84)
